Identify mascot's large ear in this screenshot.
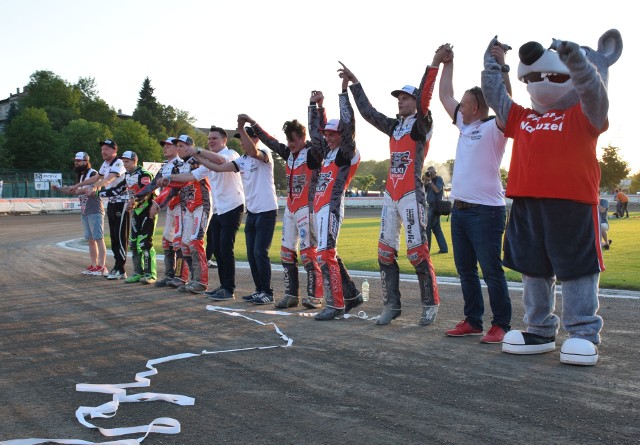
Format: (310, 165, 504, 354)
(598, 29, 623, 66)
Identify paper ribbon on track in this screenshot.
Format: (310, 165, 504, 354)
(1, 307, 291, 445)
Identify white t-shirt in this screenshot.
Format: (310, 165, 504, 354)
(233, 148, 278, 213)
(449, 112, 507, 206)
(208, 146, 245, 215)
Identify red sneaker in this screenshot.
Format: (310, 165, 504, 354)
(480, 325, 506, 344)
(446, 320, 483, 336)
(81, 265, 96, 275)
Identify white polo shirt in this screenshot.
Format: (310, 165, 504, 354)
(449, 112, 507, 206)
(208, 146, 245, 215)
(233, 148, 278, 214)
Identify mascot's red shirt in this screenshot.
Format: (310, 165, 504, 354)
(505, 102, 605, 205)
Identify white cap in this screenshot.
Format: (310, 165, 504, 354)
(321, 119, 341, 133)
(74, 151, 89, 161)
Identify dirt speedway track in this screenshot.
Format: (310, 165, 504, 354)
(0, 213, 638, 444)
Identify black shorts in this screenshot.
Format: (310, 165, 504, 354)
(503, 198, 604, 280)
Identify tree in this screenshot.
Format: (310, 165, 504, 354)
(599, 145, 630, 191)
(20, 70, 80, 130)
(74, 77, 117, 126)
(500, 167, 509, 188)
(629, 171, 640, 194)
(6, 102, 19, 125)
(356, 159, 389, 190)
(352, 174, 376, 192)
(4, 107, 65, 170)
(112, 119, 163, 163)
(61, 119, 111, 163)
(132, 77, 163, 138)
(0, 133, 13, 169)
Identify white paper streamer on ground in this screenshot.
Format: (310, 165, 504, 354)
(0, 307, 292, 445)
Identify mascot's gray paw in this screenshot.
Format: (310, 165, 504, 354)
(560, 338, 599, 366)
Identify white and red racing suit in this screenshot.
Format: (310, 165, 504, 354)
(309, 92, 361, 309)
(252, 126, 324, 299)
(156, 158, 212, 287)
(350, 65, 440, 312)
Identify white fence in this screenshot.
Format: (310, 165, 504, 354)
(2, 195, 638, 215)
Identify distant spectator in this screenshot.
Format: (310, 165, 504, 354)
(613, 189, 629, 218)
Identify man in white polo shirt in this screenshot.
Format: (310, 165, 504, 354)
(186, 118, 277, 304)
(198, 126, 245, 301)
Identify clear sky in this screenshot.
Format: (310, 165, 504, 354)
(1, 0, 637, 174)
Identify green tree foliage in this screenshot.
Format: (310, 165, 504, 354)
(500, 167, 509, 187)
(356, 159, 389, 190)
(21, 71, 80, 130)
(112, 119, 163, 163)
(5, 107, 64, 170)
(61, 119, 111, 163)
(132, 77, 163, 138)
(0, 133, 13, 168)
(6, 102, 19, 125)
(599, 145, 630, 191)
(629, 171, 640, 194)
(73, 77, 117, 126)
(442, 159, 455, 179)
(162, 105, 196, 138)
(352, 174, 376, 192)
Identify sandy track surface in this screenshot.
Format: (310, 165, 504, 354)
(0, 213, 638, 444)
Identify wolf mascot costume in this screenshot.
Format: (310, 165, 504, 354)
(481, 30, 623, 365)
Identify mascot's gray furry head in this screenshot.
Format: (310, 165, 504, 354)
(516, 29, 623, 114)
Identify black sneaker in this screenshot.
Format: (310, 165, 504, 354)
(204, 286, 222, 298)
(251, 292, 274, 305)
(242, 291, 260, 302)
(207, 288, 235, 301)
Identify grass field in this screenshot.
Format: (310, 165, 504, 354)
(131, 210, 639, 290)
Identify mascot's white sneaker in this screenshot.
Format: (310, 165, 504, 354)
(560, 338, 599, 366)
(502, 330, 556, 355)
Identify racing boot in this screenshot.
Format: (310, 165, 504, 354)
(344, 293, 364, 314)
(275, 294, 300, 308)
(419, 305, 439, 326)
(376, 262, 401, 325)
(156, 248, 175, 287)
(314, 307, 344, 321)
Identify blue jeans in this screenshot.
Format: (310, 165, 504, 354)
(426, 206, 448, 253)
(245, 209, 277, 295)
(451, 204, 511, 330)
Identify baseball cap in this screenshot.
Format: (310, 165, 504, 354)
(233, 126, 257, 139)
(321, 119, 341, 133)
(391, 85, 418, 98)
(159, 137, 178, 147)
(98, 139, 117, 149)
(176, 135, 194, 145)
(121, 151, 138, 161)
(74, 151, 89, 161)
